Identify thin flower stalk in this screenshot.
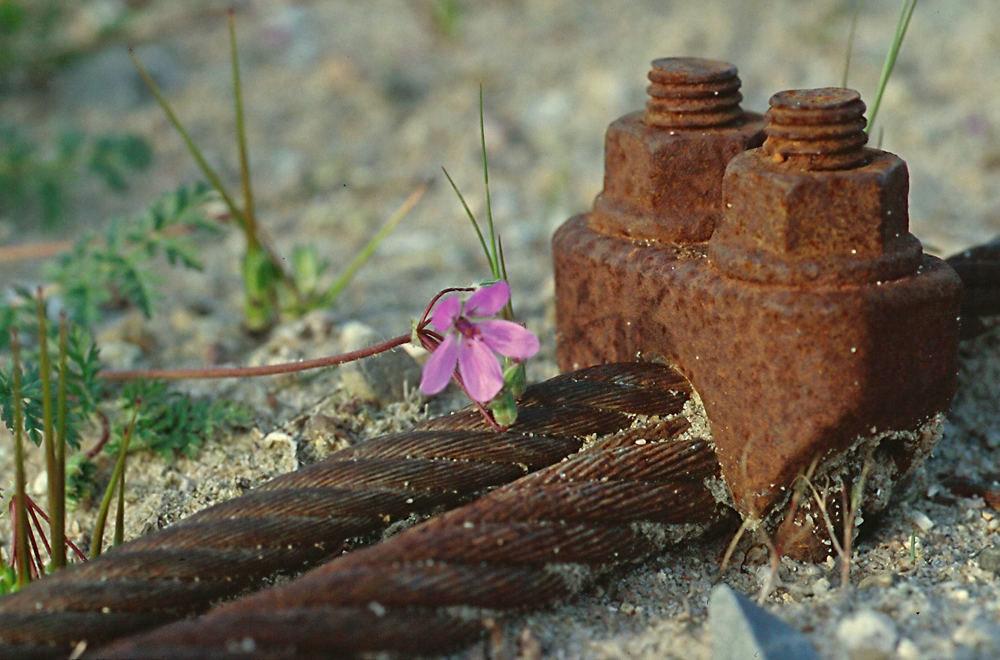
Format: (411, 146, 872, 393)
(9, 328, 31, 588)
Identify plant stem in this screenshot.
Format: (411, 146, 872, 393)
(478, 86, 499, 279)
(128, 48, 247, 234)
(52, 314, 69, 569)
(91, 399, 140, 559)
(35, 289, 60, 571)
(320, 181, 428, 307)
(10, 329, 31, 588)
(98, 332, 413, 381)
(442, 167, 491, 262)
(866, 0, 918, 134)
(228, 8, 258, 253)
(114, 457, 126, 548)
(0, 239, 71, 263)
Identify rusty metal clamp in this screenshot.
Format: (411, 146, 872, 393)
(553, 57, 962, 559)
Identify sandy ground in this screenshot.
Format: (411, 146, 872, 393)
(2, 1, 999, 658)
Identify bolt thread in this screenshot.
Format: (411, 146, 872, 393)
(644, 57, 744, 128)
(762, 88, 869, 170)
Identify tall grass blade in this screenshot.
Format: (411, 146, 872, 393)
(866, 0, 918, 134)
(320, 182, 428, 307)
(128, 49, 247, 231)
(91, 399, 140, 559)
(228, 8, 258, 251)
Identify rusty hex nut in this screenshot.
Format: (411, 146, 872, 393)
(591, 58, 764, 244)
(709, 88, 923, 284)
(709, 148, 923, 284)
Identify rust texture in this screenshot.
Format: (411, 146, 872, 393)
(590, 57, 765, 243)
(0, 363, 693, 658)
(554, 84, 962, 558)
(98, 362, 726, 658)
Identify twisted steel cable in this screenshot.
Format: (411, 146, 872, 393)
(0, 362, 693, 659)
(947, 238, 1000, 334)
(98, 379, 729, 658)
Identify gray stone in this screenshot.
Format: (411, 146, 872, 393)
(835, 609, 898, 660)
(338, 321, 422, 404)
(710, 584, 819, 660)
(978, 545, 1000, 574)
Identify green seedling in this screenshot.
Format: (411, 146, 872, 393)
(130, 10, 424, 332)
(441, 87, 527, 425)
(91, 397, 140, 559)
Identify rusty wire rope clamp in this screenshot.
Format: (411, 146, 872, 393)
(554, 63, 962, 559)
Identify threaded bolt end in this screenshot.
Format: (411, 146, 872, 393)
(762, 88, 869, 170)
(644, 57, 744, 128)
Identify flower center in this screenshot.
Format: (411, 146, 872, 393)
(455, 316, 479, 339)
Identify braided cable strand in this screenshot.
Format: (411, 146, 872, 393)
(0, 362, 693, 658)
(99, 378, 728, 658)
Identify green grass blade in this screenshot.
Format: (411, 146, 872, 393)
(866, 0, 918, 134)
(228, 8, 258, 252)
(841, 0, 864, 87)
(319, 182, 427, 307)
(478, 86, 499, 278)
(35, 290, 59, 569)
(91, 399, 140, 559)
(52, 314, 68, 569)
(113, 459, 125, 547)
(442, 167, 491, 265)
(128, 48, 247, 232)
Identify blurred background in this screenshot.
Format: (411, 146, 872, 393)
(2, 0, 998, 339)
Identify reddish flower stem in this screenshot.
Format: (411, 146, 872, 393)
(99, 332, 414, 381)
(96, 286, 506, 430)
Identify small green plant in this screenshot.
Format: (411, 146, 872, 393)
(0, 123, 152, 226)
(106, 380, 251, 460)
(0, 289, 252, 589)
(43, 181, 217, 328)
(439, 88, 530, 426)
(130, 10, 424, 332)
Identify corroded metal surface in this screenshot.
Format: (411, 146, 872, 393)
(0, 363, 692, 658)
(554, 87, 963, 558)
(98, 379, 726, 658)
(591, 57, 765, 244)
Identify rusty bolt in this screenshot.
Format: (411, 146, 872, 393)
(591, 57, 765, 243)
(554, 79, 962, 559)
(709, 88, 923, 285)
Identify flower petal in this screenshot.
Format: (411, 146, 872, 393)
(431, 295, 462, 333)
(457, 337, 504, 403)
(419, 333, 459, 395)
(465, 281, 510, 317)
(477, 319, 540, 360)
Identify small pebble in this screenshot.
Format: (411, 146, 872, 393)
(835, 609, 898, 660)
(978, 545, 1000, 574)
(858, 572, 897, 590)
(709, 584, 818, 660)
(910, 510, 934, 532)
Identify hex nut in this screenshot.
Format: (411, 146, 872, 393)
(709, 148, 923, 284)
(592, 111, 764, 243)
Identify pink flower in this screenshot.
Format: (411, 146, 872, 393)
(419, 281, 539, 403)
